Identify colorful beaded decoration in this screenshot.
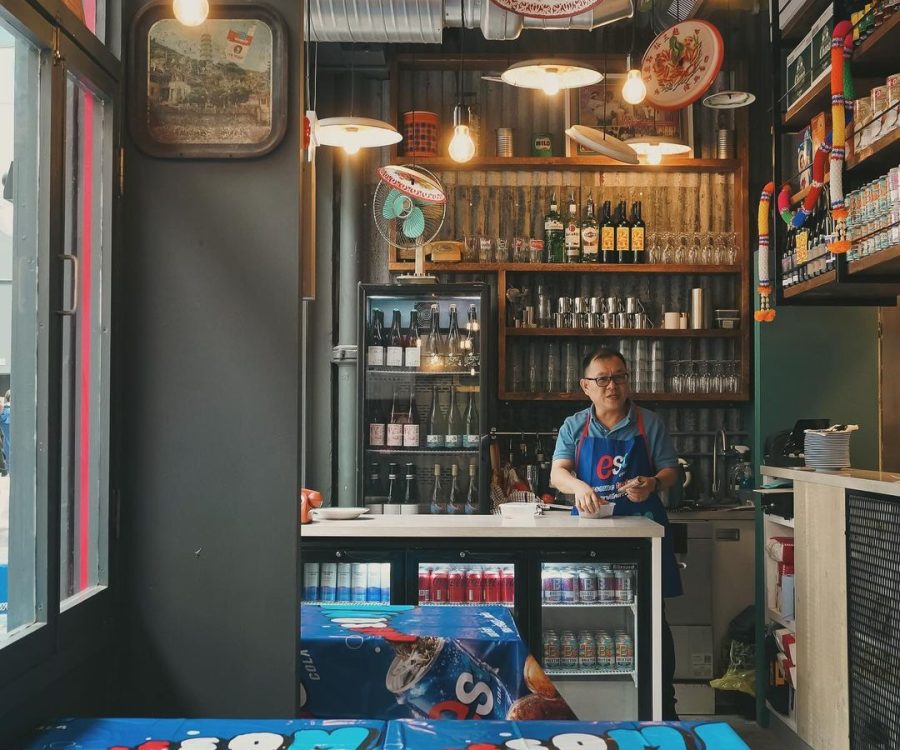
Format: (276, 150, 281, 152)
(756, 182, 776, 322)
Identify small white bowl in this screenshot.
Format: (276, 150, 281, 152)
(499, 502, 541, 519)
(577, 502, 616, 520)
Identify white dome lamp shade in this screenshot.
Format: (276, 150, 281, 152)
(501, 59, 603, 96)
(625, 135, 692, 165)
(315, 117, 402, 155)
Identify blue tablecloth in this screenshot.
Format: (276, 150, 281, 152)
(300, 604, 575, 721)
(22, 718, 752, 749)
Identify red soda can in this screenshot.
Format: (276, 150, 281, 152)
(431, 567, 449, 603)
(483, 567, 501, 603)
(501, 567, 516, 605)
(418, 567, 432, 604)
(466, 567, 483, 603)
(448, 567, 466, 603)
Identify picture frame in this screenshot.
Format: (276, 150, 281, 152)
(128, 1, 288, 159)
(565, 77, 694, 157)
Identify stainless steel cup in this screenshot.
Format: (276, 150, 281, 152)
(590, 297, 603, 314)
(601, 312, 613, 328)
(558, 297, 573, 314)
(625, 297, 639, 314)
(632, 312, 650, 328)
(606, 297, 621, 313)
(616, 312, 630, 328)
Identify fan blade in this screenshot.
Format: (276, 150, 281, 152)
(402, 207, 426, 239)
(382, 188, 403, 219)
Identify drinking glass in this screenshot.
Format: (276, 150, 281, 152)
(513, 236, 529, 263)
(674, 234, 687, 264)
(726, 232, 739, 265)
(688, 232, 702, 265)
(463, 235, 479, 262)
(528, 243, 543, 264)
(662, 232, 675, 264)
(712, 361, 726, 393)
(479, 237, 494, 263)
(546, 341, 561, 393)
(728, 360, 740, 393)
(685, 361, 699, 394)
(698, 361, 711, 394)
(701, 232, 715, 265)
(495, 237, 511, 263)
(648, 232, 659, 263)
(670, 360, 683, 393)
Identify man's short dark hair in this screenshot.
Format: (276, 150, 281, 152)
(582, 347, 628, 375)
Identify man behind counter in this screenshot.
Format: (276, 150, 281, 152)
(550, 346, 682, 720)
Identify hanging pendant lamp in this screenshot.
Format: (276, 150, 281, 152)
(501, 59, 603, 96)
(625, 135, 692, 164)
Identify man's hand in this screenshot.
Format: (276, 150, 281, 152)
(574, 480, 609, 514)
(621, 476, 655, 502)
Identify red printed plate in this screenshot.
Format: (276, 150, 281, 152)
(377, 166, 446, 205)
(488, 0, 605, 19)
(641, 20, 724, 111)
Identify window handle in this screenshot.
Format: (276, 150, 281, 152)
(59, 254, 78, 316)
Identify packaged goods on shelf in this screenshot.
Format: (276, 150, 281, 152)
(766, 536, 795, 565)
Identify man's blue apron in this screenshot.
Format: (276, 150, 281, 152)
(574, 406, 683, 598)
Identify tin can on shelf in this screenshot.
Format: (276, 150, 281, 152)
(351, 563, 367, 602)
(542, 567, 562, 603)
(595, 630, 615, 669)
(430, 566, 449, 603)
(578, 568, 597, 603)
(465, 567, 483, 603)
(615, 632, 635, 670)
(483, 567, 501, 603)
(401, 111, 439, 157)
(448, 567, 466, 603)
(337, 562, 352, 602)
(559, 568, 578, 603)
(578, 631, 597, 669)
(531, 133, 553, 157)
(560, 631, 579, 669)
(418, 566, 432, 604)
(543, 630, 561, 669)
(597, 565, 616, 603)
(501, 567, 516, 605)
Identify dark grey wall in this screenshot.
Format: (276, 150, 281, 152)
(117, 0, 301, 715)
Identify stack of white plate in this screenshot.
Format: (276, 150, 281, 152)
(804, 431, 851, 469)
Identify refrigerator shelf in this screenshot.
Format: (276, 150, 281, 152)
(366, 368, 480, 377)
(301, 600, 392, 606)
(545, 668, 637, 686)
(366, 448, 480, 456)
(418, 602, 514, 608)
(542, 602, 635, 609)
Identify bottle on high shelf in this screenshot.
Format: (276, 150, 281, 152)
(564, 193, 581, 263)
(445, 385, 462, 449)
(365, 461, 383, 505)
(601, 200, 618, 263)
(464, 462, 479, 514)
(368, 396, 386, 447)
(404, 309, 422, 370)
(426, 384, 446, 449)
(429, 464, 447, 514)
(544, 193, 565, 263)
(367, 308, 386, 366)
(387, 463, 403, 506)
(463, 390, 479, 449)
(463, 304, 480, 369)
(386, 387, 405, 447)
(616, 200, 633, 263)
(630, 202, 646, 263)
(446, 303, 462, 369)
(425, 303, 444, 370)
(581, 194, 600, 263)
(447, 463, 465, 514)
(403, 463, 419, 505)
(403, 388, 420, 448)
(386, 309, 404, 368)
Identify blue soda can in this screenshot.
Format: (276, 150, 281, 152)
(319, 562, 337, 602)
(303, 562, 320, 601)
(336, 562, 351, 602)
(386, 637, 512, 720)
(367, 563, 382, 602)
(380, 562, 392, 602)
(351, 563, 367, 602)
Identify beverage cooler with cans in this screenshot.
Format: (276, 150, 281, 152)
(532, 552, 651, 721)
(301, 550, 404, 605)
(412, 552, 520, 611)
(358, 283, 493, 514)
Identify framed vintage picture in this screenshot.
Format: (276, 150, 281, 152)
(565, 77, 693, 157)
(129, 2, 288, 159)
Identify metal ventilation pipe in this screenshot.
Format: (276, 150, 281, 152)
(309, 0, 633, 42)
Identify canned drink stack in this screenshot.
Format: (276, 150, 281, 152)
(542, 567, 562, 603)
(351, 563, 367, 602)
(466, 566, 483, 603)
(543, 630, 561, 669)
(596, 630, 615, 669)
(303, 562, 320, 601)
(366, 562, 381, 602)
(560, 630, 579, 669)
(380, 562, 392, 602)
(559, 567, 578, 604)
(615, 631, 634, 670)
(448, 567, 466, 603)
(418, 566, 432, 604)
(483, 567, 501, 603)
(597, 565, 616, 603)
(431, 566, 449, 603)
(501, 566, 516, 605)
(578, 567, 597, 603)
(336, 562, 352, 602)
(578, 631, 597, 669)
(320, 562, 337, 602)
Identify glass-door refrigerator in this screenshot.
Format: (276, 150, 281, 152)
(301, 549, 405, 605)
(532, 548, 652, 720)
(358, 283, 493, 514)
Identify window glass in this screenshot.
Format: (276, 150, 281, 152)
(0, 18, 43, 641)
(59, 71, 110, 603)
(63, 1, 106, 44)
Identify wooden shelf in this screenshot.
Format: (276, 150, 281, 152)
(846, 125, 900, 176)
(390, 156, 741, 173)
(500, 391, 750, 402)
(388, 262, 743, 274)
(782, 265, 900, 303)
(782, 269, 837, 298)
(505, 328, 740, 337)
(853, 11, 900, 70)
(790, 174, 829, 206)
(848, 244, 900, 277)
(779, 0, 831, 43)
(783, 74, 830, 130)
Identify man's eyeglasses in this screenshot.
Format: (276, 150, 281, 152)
(583, 373, 629, 388)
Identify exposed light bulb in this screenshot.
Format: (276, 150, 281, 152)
(647, 145, 663, 165)
(541, 71, 562, 96)
(343, 143, 361, 155)
(173, 0, 209, 26)
(449, 125, 476, 163)
(622, 69, 647, 105)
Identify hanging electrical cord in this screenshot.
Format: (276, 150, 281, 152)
(449, 0, 476, 163)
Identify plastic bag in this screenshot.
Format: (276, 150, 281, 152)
(710, 639, 756, 697)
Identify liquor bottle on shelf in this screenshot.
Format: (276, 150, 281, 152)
(365, 461, 383, 504)
(386, 387, 404, 447)
(465, 462, 479, 514)
(386, 463, 402, 507)
(403, 463, 419, 505)
(544, 193, 565, 263)
(463, 390, 479, 449)
(404, 309, 422, 370)
(430, 464, 447, 514)
(404, 388, 421, 448)
(564, 193, 581, 263)
(367, 308, 386, 366)
(616, 200, 633, 263)
(425, 303, 444, 370)
(448, 463, 465, 514)
(601, 201, 617, 264)
(368, 397, 386, 447)
(463, 304, 480, 370)
(427, 385, 446, 449)
(631, 202, 646, 263)
(581, 194, 599, 263)
(386, 309, 404, 368)
(445, 385, 462, 449)
(446, 303, 462, 369)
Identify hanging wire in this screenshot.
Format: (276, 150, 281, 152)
(457, 0, 465, 105)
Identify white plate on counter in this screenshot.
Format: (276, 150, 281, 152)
(311, 507, 370, 521)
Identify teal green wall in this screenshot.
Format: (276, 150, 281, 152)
(754, 304, 880, 473)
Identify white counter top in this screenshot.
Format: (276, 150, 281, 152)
(300, 514, 664, 539)
(762, 465, 900, 498)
